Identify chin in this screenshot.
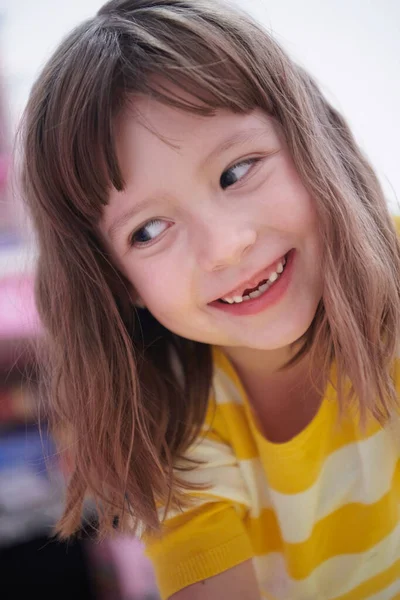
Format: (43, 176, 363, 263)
(252, 310, 318, 351)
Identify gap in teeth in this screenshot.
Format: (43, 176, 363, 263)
(220, 255, 287, 304)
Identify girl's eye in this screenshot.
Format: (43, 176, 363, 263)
(220, 157, 260, 190)
(129, 219, 168, 247)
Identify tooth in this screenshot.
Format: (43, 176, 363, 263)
(222, 257, 286, 305)
(269, 272, 278, 282)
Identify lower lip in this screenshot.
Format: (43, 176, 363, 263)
(209, 249, 296, 317)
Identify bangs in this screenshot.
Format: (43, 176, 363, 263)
(33, 5, 273, 227)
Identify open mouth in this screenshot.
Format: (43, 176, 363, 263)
(218, 252, 289, 305)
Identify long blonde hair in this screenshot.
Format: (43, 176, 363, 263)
(20, 0, 400, 537)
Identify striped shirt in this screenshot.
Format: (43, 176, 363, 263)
(144, 222, 400, 600)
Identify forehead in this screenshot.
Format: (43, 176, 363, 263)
(114, 95, 277, 169)
(100, 93, 282, 243)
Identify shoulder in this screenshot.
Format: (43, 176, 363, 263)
(206, 348, 249, 429)
(211, 347, 246, 406)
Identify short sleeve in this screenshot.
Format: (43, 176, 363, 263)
(142, 408, 254, 600)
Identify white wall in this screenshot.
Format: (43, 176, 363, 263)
(1, 0, 399, 210)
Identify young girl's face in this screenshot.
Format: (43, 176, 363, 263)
(100, 91, 323, 351)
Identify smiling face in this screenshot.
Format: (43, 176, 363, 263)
(100, 95, 323, 352)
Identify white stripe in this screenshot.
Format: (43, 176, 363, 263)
(159, 436, 251, 521)
(213, 363, 399, 543)
(252, 521, 400, 600)
(212, 366, 244, 405)
(269, 428, 398, 543)
(239, 458, 272, 516)
(366, 578, 400, 600)
(160, 428, 399, 541)
(233, 428, 398, 543)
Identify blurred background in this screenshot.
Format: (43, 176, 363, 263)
(0, 0, 399, 598)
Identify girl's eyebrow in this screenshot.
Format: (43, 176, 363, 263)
(107, 127, 268, 240)
(200, 127, 267, 170)
(107, 195, 162, 241)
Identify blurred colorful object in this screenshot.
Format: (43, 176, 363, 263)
(0, 275, 39, 338)
(0, 274, 40, 368)
(0, 383, 37, 424)
(0, 425, 64, 547)
(0, 154, 8, 190)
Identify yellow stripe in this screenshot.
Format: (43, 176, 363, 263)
(213, 347, 384, 494)
(261, 425, 383, 494)
(215, 402, 259, 460)
(144, 503, 253, 600)
(252, 522, 400, 598)
(212, 346, 246, 392)
(263, 427, 396, 504)
(245, 508, 282, 554)
(203, 392, 230, 442)
(393, 214, 400, 237)
(153, 500, 247, 538)
(251, 402, 382, 494)
(264, 438, 399, 542)
(208, 355, 398, 506)
(199, 427, 227, 447)
(332, 558, 400, 600)
(246, 460, 400, 579)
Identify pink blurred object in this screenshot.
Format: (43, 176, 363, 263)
(0, 275, 40, 338)
(0, 274, 41, 368)
(107, 536, 158, 599)
(0, 154, 8, 189)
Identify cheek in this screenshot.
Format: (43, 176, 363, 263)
(128, 260, 192, 317)
(267, 162, 317, 235)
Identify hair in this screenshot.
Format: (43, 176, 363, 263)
(20, 0, 400, 538)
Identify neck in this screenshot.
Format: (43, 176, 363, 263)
(220, 342, 324, 443)
(221, 343, 297, 379)
(220, 341, 320, 411)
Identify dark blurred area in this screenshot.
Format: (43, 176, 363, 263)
(0, 5, 159, 599)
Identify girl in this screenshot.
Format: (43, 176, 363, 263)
(20, 0, 400, 598)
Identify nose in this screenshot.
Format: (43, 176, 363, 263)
(195, 215, 257, 272)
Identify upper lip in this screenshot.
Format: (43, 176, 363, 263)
(210, 251, 289, 302)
